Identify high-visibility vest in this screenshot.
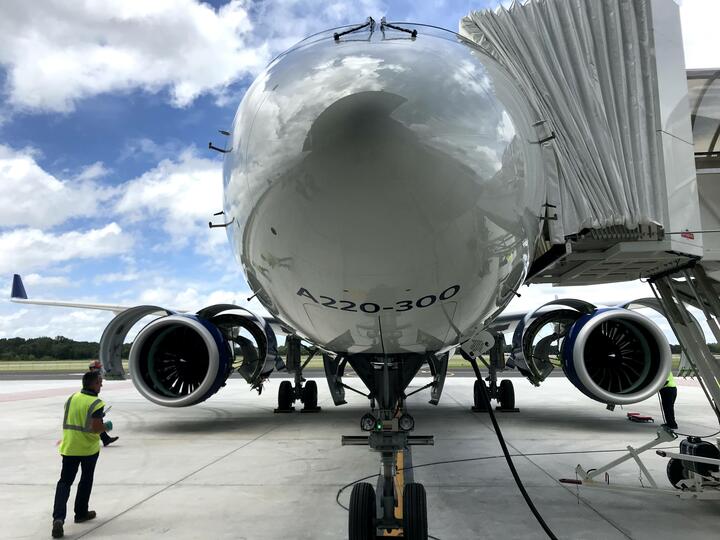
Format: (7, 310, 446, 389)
(59, 391, 105, 456)
(665, 372, 677, 388)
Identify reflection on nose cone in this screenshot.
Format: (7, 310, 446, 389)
(224, 25, 546, 354)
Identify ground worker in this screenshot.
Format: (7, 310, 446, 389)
(88, 360, 118, 446)
(659, 371, 678, 430)
(51, 370, 113, 538)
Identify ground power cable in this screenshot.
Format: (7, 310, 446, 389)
(474, 376, 559, 540)
(334, 445, 683, 540)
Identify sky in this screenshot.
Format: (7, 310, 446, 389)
(0, 0, 718, 343)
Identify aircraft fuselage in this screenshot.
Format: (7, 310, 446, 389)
(223, 23, 546, 355)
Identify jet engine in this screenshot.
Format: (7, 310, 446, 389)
(114, 304, 279, 407)
(510, 300, 672, 405)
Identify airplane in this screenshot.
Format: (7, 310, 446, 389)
(10, 17, 680, 540)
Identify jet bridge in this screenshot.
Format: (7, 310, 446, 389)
(461, 0, 720, 435)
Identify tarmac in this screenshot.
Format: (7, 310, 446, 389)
(1, 374, 718, 540)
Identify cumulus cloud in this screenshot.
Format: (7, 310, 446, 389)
(0, 305, 114, 341)
(115, 149, 225, 251)
(22, 273, 70, 288)
(0, 145, 112, 228)
(0, 223, 133, 274)
(0, 0, 261, 112)
(0, 0, 386, 113)
(137, 285, 263, 313)
(93, 271, 140, 284)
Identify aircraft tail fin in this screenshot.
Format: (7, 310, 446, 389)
(11, 274, 27, 299)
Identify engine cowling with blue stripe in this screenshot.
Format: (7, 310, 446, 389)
(128, 305, 280, 407)
(510, 300, 672, 406)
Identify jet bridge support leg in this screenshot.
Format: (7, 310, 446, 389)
(275, 335, 321, 413)
(648, 264, 720, 424)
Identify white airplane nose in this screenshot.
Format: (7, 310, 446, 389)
(224, 24, 546, 353)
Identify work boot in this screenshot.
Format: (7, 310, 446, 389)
(74, 511, 96, 523)
(103, 436, 119, 446)
(662, 422, 678, 430)
(51, 519, 64, 538)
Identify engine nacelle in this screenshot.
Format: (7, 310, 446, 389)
(130, 315, 233, 407)
(562, 308, 671, 405)
(107, 304, 279, 407)
(510, 300, 672, 405)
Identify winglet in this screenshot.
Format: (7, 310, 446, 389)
(11, 274, 27, 299)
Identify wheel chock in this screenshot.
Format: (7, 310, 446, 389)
(300, 406, 322, 413)
(273, 407, 296, 413)
(627, 412, 654, 423)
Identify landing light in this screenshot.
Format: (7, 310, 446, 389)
(399, 413, 415, 432)
(360, 413, 377, 432)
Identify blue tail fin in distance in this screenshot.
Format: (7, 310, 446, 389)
(11, 274, 27, 299)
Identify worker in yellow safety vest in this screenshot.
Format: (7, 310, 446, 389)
(88, 360, 118, 446)
(659, 371, 678, 430)
(52, 370, 113, 539)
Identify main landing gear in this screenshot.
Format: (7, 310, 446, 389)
(343, 355, 434, 540)
(460, 333, 518, 412)
(274, 335, 321, 413)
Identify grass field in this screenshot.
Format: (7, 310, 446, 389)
(0, 355, 684, 373)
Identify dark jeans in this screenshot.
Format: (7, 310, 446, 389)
(659, 386, 678, 427)
(52, 452, 99, 521)
(100, 431, 111, 445)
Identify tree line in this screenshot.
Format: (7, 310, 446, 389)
(0, 336, 291, 361)
(0, 336, 130, 361)
(0, 335, 710, 362)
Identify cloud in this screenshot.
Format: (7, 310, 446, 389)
(75, 161, 111, 182)
(0, 144, 112, 228)
(0, 0, 264, 112)
(137, 285, 263, 314)
(94, 271, 140, 284)
(0, 0, 390, 114)
(0, 223, 133, 274)
(0, 305, 114, 341)
(22, 273, 70, 288)
(115, 149, 225, 251)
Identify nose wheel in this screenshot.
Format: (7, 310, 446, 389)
(402, 483, 428, 539)
(348, 483, 376, 540)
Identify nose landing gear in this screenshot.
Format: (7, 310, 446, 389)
(343, 357, 433, 539)
(344, 418, 433, 539)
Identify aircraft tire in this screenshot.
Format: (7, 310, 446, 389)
(303, 380, 318, 409)
(348, 482, 375, 540)
(499, 379, 515, 410)
(473, 379, 488, 411)
(402, 482, 428, 540)
(278, 380, 293, 410)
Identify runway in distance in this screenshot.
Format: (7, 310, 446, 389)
(11, 18, 676, 539)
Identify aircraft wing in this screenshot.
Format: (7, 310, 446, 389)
(9, 274, 288, 331)
(10, 274, 134, 315)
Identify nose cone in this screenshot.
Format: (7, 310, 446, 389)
(224, 24, 545, 353)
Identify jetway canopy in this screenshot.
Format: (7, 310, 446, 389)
(461, 0, 708, 285)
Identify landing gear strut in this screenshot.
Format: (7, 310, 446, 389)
(461, 334, 518, 412)
(343, 356, 433, 539)
(274, 335, 321, 413)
